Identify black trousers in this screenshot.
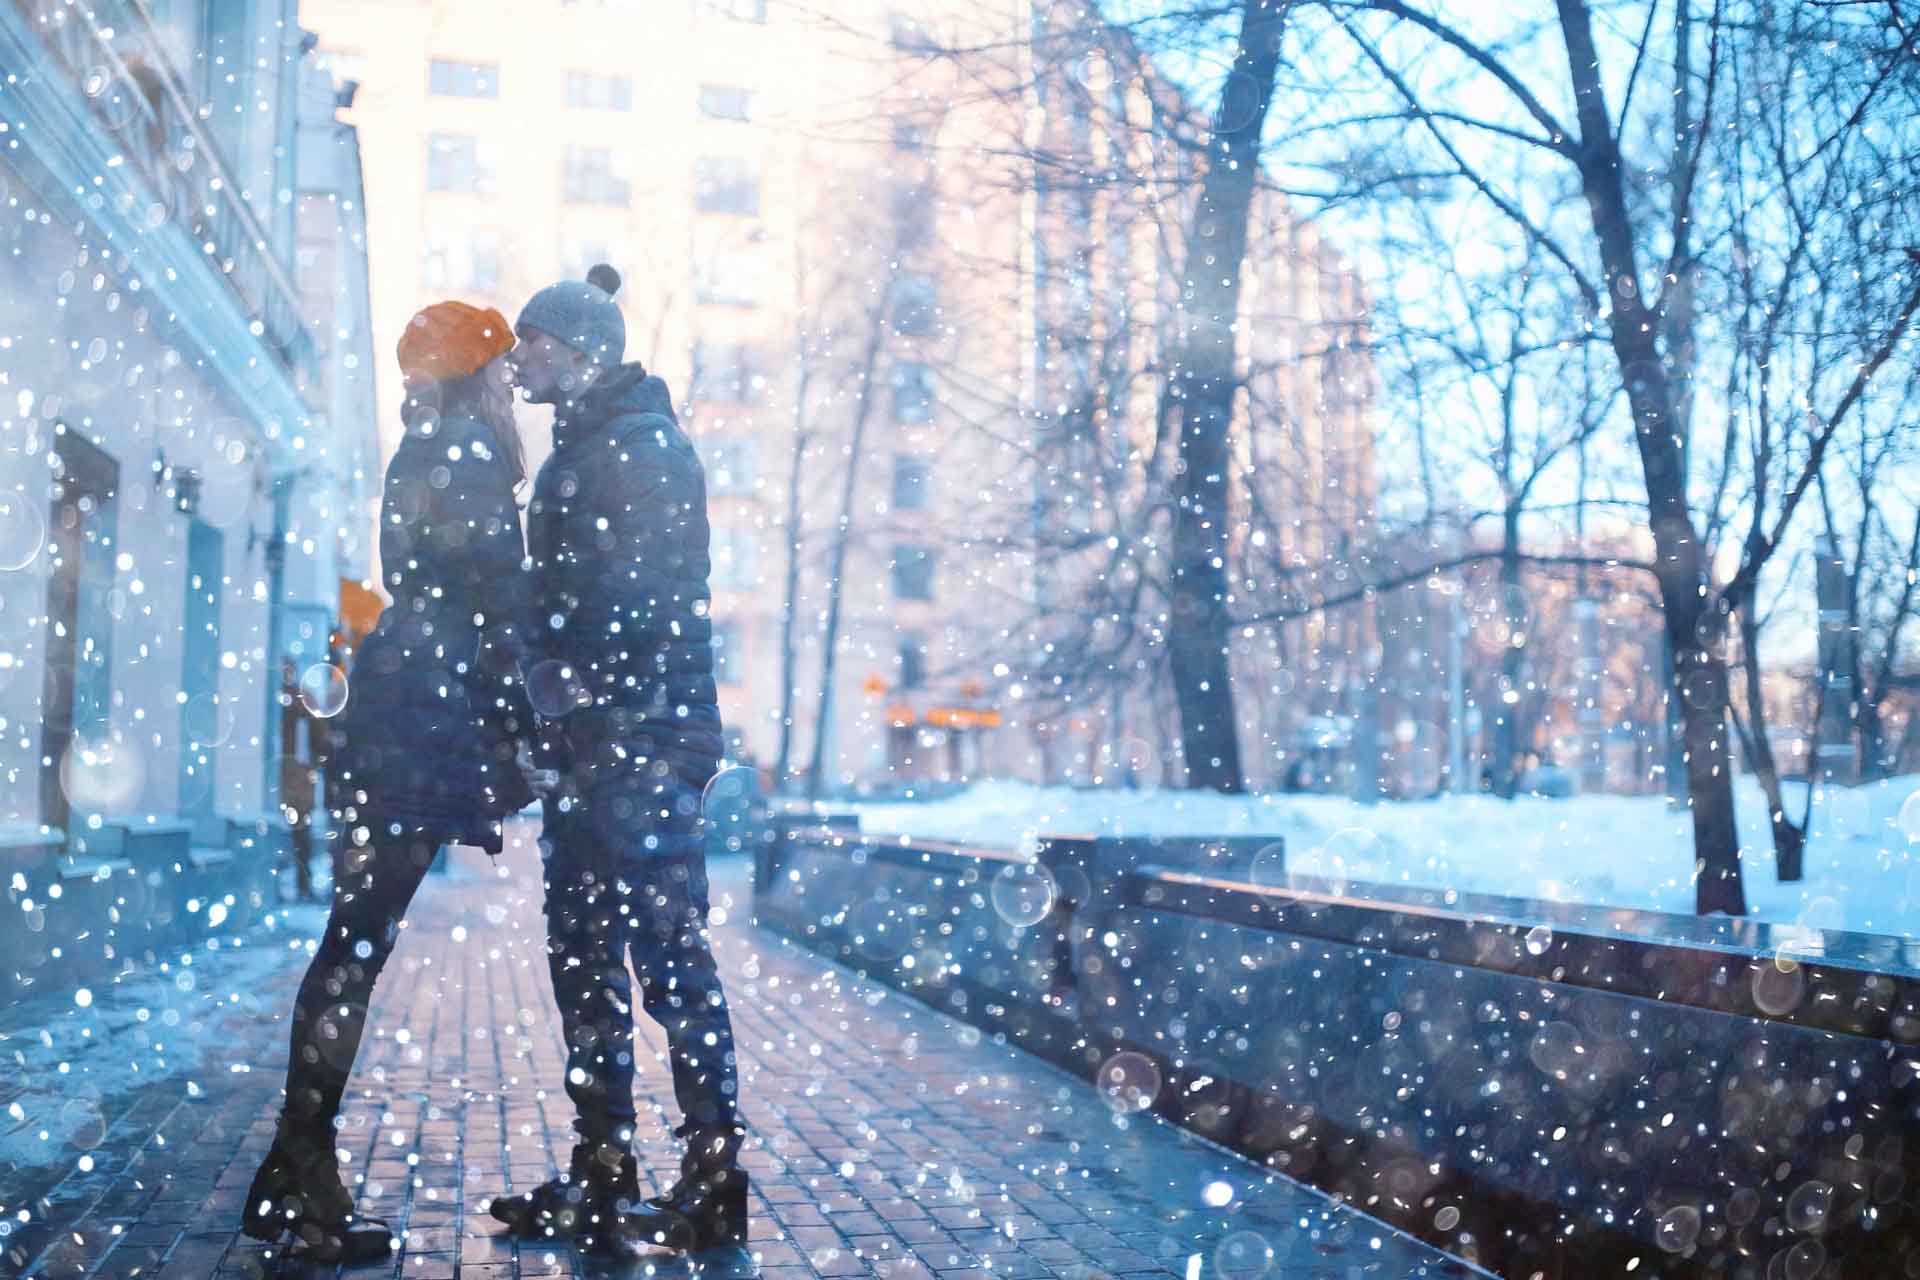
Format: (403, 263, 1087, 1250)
(279, 825, 441, 1131)
(541, 802, 741, 1145)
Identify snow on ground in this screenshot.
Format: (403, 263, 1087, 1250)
(850, 775, 1920, 939)
(0, 902, 326, 1180)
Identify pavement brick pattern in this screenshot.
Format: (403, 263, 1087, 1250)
(4, 819, 1476, 1279)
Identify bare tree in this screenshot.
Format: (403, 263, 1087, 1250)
(1253, 0, 1920, 912)
(1155, 0, 1296, 792)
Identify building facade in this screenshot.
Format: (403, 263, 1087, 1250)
(0, 0, 375, 996)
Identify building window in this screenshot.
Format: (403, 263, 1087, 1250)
(694, 253, 761, 308)
(565, 71, 633, 111)
(420, 239, 452, 289)
(890, 274, 938, 335)
(694, 156, 761, 215)
(898, 631, 928, 690)
(893, 182, 934, 249)
(468, 233, 501, 292)
(704, 436, 758, 495)
(563, 146, 630, 206)
(429, 58, 498, 98)
(892, 455, 932, 511)
(696, 0, 767, 21)
(690, 342, 767, 404)
(698, 84, 754, 121)
(712, 526, 760, 590)
(891, 543, 935, 601)
(423, 237, 500, 292)
(427, 133, 493, 193)
(890, 362, 934, 423)
(711, 620, 740, 684)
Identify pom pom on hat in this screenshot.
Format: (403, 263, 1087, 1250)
(586, 263, 622, 297)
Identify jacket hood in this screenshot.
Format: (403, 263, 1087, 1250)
(576, 362, 668, 422)
(564, 362, 674, 431)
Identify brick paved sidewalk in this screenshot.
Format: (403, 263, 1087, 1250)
(7, 818, 1479, 1280)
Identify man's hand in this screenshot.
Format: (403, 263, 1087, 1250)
(517, 741, 560, 797)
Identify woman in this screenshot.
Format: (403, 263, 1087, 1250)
(241, 302, 536, 1263)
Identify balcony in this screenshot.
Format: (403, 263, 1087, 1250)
(10, 0, 319, 383)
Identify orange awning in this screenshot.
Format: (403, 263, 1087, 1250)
(338, 577, 384, 642)
(926, 706, 1002, 730)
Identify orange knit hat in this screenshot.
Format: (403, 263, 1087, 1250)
(397, 301, 515, 390)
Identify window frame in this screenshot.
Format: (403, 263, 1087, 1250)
(890, 273, 939, 336)
(695, 0, 768, 22)
(891, 454, 933, 511)
(428, 58, 499, 99)
(889, 361, 935, 423)
(693, 155, 762, 216)
(891, 543, 936, 601)
(697, 83, 754, 122)
(426, 132, 493, 194)
(562, 144, 631, 206)
(565, 70, 634, 111)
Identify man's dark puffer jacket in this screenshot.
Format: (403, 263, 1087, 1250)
(527, 364, 723, 863)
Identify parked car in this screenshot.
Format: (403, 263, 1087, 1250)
(1519, 763, 1574, 798)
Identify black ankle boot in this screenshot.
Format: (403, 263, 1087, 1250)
(240, 1116, 392, 1264)
(614, 1125, 749, 1255)
(489, 1137, 639, 1244)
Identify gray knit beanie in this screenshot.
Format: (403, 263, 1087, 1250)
(516, 263, 626, 365)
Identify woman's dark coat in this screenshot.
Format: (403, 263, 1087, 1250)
(335, 413, 535, 851)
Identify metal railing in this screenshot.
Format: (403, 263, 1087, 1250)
(19, 0, 318, 379)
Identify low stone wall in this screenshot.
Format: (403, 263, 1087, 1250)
(754, 818, 1920, 1280)
(2, 814, 287, 1008)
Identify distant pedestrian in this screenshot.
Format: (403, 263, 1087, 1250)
(241, 301, 537, 1264)
(278, 661, 320, 902)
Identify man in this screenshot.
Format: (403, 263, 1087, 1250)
(487, 264, 746, 1256)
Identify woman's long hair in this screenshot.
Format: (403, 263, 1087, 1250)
(398, 357, 527, 490)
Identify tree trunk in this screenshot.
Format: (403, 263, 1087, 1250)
(1736, 608, 1804, 881)
(1556, 0, 1746, 914)
(803, 295, 892, 802)
(1489, 509, 1523, 798)
(1159, 0, 1289, 794)
(773, 361, 811, 793)
(1861, 511, 1920, 779)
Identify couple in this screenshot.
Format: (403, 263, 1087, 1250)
(239, 265, 746, 1264)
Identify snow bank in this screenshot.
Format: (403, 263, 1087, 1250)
(850, 775, 1920, 938)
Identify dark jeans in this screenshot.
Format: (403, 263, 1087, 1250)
(280, 825, 443, 1130)
(541, 804, 740, 1145)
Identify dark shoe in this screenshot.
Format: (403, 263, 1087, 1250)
(239, 1117, 391, 1265)
(614, 1125, 749, 1255)
(489, 1138, 638, 1243)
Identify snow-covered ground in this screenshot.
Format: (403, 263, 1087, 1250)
(849, 775, 1920, 939)
(0, 902, 326, 1180)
